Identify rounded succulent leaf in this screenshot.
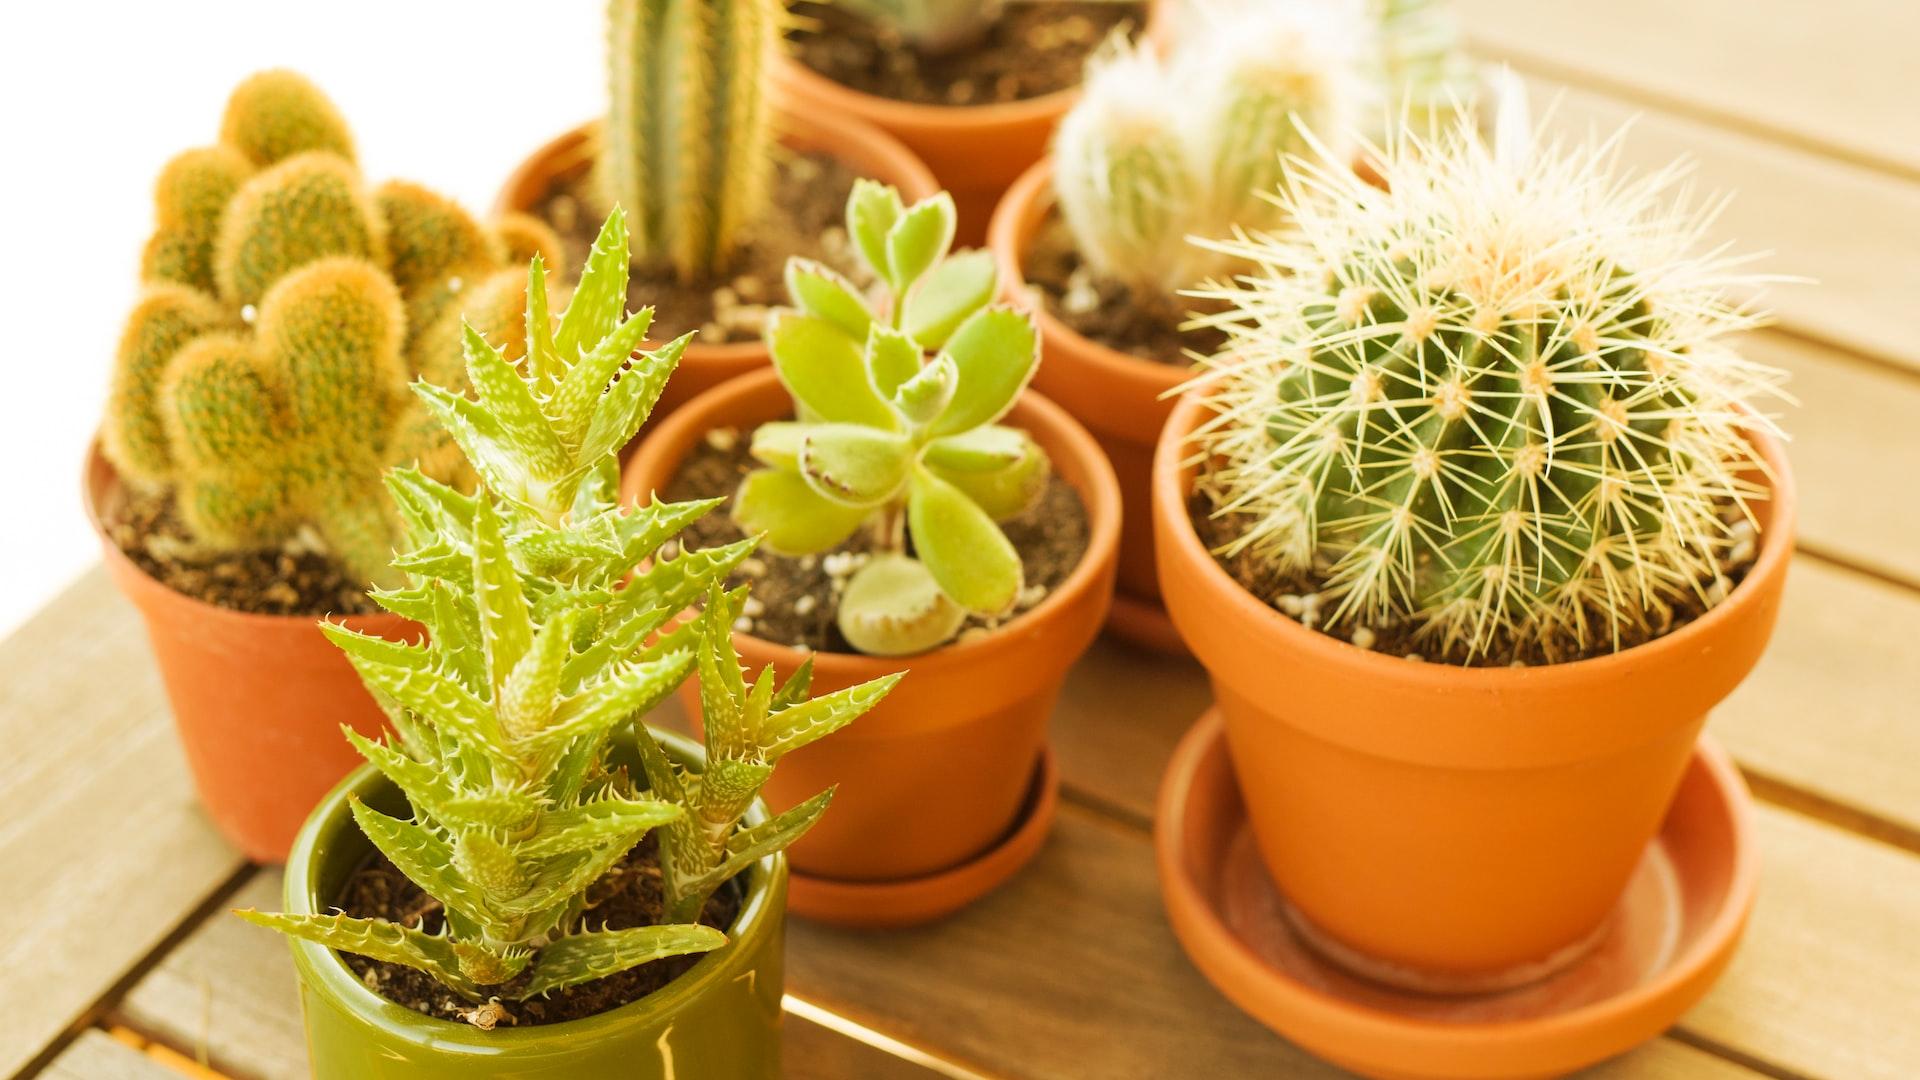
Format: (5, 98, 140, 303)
(734, 467, 871, 555)
(927, 307, 1039, 437)
(837, 553, 968, 656)
(907, 466, 1022, 614)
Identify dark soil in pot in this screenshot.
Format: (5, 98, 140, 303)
(1022, 213, 1227, 367)
(1187, 492, 1763, 668)
(104, 484, 375, 616)
(666, 427, 1092, 652)
(789, 1, 1148, 106)
(537, 152, 863, 345)
(336, 836, 743, 1029)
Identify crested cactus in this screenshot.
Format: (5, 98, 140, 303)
(1187, 85, 1784, 663)
(219, 68, 357, 167)
(1052, 6, 1363, 301)
(601, 0, 779, 283)
(241, 210, 898, 1008)
(735, 184, 1048, 656)
(104, 71, 559, 591)
(834, 0, 1004, 53)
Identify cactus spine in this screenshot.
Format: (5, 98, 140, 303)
(1188, 88, 1784, 663)
(1052, 7, 1363, 301)
(103, 71, 559, 592)
(602, 0, 779, 283)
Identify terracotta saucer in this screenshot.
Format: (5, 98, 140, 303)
(1105, 591, 1190, 657)
(1156, 711, 1757, 1080)
(788, 748, 1059, 929)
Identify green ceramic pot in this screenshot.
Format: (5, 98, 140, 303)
(281, 727, 788, 1079)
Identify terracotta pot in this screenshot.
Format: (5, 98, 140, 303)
(771, 2, 1166, 244)
(990, 158, 1187, 653)
(623, 368, 1120, 884)
(1151, 393, 1795, 990)
(84, 444, 411, 863)
(494, 110, 937, 421)
(283, 728, 787, 1079)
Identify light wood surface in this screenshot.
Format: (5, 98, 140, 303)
(9, 5, 1920, 1078)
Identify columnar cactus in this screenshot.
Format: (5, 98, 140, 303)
(1188, 86, 1784, 663)
(103, 71, 563, 590)
(241, 211, 898, 1008)
(602, 0, 779, 283)
(1052, 6, 1364, 300)
(834, 0, 1004, 53)
(735, 184, 1049, 656)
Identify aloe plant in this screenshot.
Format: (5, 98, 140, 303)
(239, 210, 899, 1009)
(734, 183, 1048, 656)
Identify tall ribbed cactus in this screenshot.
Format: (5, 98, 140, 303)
(103, 71, 561, 590)
(602, 0, 779, 283)
(1052, 6, 1363, 300)
(1189, 86, 1784, 663)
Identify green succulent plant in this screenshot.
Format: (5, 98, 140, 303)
(1188, 85, 1784, 663)
(103, 71, 563, 589)
(240, 209, 899, 1007)
(601, 0, 780, 283)
(735, 183, 1048, 656)
(1052, 6, 1364, 301)
(834, 0, 1003, 53)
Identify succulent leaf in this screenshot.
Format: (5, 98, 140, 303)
(236, 910, 480, 1000)
(521, 926, 726, 999)
(837, 553, 968, 656)
(733, 468, 871, 555)
(904, 249, 997, 349)
(769, 312, 897, 429)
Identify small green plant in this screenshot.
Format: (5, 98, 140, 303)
(103, 70, 560, 588)
(834, 0, 1003, 54)
(1052, 5, 1364, 301)
(734, 183, 1048, 656)
(601, 0, 780, 283)
(1187, 84, 1784, 663)
(240, 209, 898, 1011)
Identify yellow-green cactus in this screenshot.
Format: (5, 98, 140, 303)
(377, 180, 505, 297)
(103, 285, 231, 488)
(492, 211, 568, 273)
(219, 69, 356, 167)
(159, 333, 296, 547)
(140, 147, 255, 294)
(214, 152, 386, 308)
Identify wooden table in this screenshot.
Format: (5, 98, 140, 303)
(7, 5, 1918, 1077)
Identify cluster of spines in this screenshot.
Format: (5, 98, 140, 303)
(1188, 91, 1783, 663)
(103, 70, 567, 585)
(602, 0, 779, 283)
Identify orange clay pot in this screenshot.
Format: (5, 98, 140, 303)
(772, 1, 1166, 245)
(1151, 392, 1795, 990)
(624, 368, 1120, 884)
(83, 444, 412, 863)
(494, 110, 937, 422)
(990, 159, 1187, 654)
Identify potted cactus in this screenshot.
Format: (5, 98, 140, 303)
(239, 209, 897, 1078)
(777, 0, 1163, 243)
(86, 71, 564, 860)
(1152, 87, 1793, 992)
(625, 183, 1120, 926)
(991, 0, 1473, 651)
(496, 0, 938, 421)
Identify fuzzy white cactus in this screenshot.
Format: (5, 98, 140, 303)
(1186, 83, 1786, 663)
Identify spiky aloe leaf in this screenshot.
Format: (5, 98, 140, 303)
(236, 910, 482, 1000)
(668, 791, 834, 923)
(515, 797, 684, 858)
(518, 925, 726, 999)
(758, 673, 902, 762)
(349, 799, 500, 936)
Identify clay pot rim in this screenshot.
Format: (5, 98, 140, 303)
(492, 108, 939, 364)
(1155, 711, 1761, 1055)
(1153, 390, 1797, 689)
(283, 726, 785, 1050)
(988, 157, 1188, 396)
(82, 439, 408, 632)
(623, 367, 1123, 684)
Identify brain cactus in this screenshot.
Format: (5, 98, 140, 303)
(736, 183, 1047, 656)
(1052, 4, 1365, 301)
(102, 70, 562, 590)
(602, 0, 779, 283)
(1188, 84, 1783, 663)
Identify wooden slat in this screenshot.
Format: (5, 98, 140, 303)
(115, 871, 942, 1080)
(788, 805, 1752, 1080)
(1525, 81, 1920, 371)
(1455, 0, 1920, 180)
(43, 1031, 178, 1080)
(1685, 806, 1920, 1080)
(0, 571, 244, 1078)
